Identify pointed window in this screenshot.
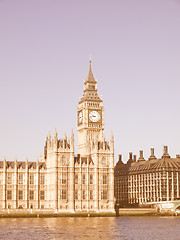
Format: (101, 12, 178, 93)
(90, 190, 93, 200)
(60, 173, 67, 185)
(18, 173, 23, 185)
(40, 190, 45, 200)
(29, 190, 34, 200)
(61, 190, 67, 200)
(82, 174, 86, 184)
(62, 156, 67, 165)
(18, 190, 23, 200)
(7, 190, 12, 200)
(40, 175, 45, 185)
(30, 174, 34, 185)
(103, 174, 108, 185)
(102, 157, 107, 164)
(101, 190, 107, 200)
(90, 174, 93, 184)
(7, 173, 12, 185)
(75, 174, 78, 184)
(75, 190, 78, 200)
(83, 190, 86, 200)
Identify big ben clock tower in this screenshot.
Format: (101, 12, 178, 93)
(77, 57, 105, 156)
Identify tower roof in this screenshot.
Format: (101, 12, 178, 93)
(79, 57, 102, 103)
(85, 56, 96, 83)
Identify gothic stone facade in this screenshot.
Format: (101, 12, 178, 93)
(115, 146, 180, 208)
(0, 60, 115, 213)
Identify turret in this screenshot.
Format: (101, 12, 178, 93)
(36, 159, 39, 173)
(53, 128, 58, 149)
(110, 131, 114, 152)
(63, 131, 67, 148)
(47, 131, 51, 149)
(26, 157, 28, 171)
(3, 156, 6, 169)
(70, 129, 74, 152)
(54, 128, 57, 139)
(48, 130, 51, 139)
(15, 157, 18, 177)
(64, 131, 67, 141)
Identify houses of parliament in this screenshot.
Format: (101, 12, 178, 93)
(0, 59, 115, 213)
(0, 58, 180, 213)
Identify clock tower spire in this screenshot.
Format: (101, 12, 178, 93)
(79, 57, 102, 103)
(85, 55, 96, 83)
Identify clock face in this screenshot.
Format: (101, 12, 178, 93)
(89, 110, 100, 122)
(78, 111, 82, 124)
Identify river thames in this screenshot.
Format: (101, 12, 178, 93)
(0, 216, 179, 240)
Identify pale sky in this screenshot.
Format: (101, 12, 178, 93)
(0, 0, 180, 164)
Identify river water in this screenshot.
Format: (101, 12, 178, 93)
(0, 216, 179, 240)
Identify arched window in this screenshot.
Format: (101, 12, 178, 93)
(102, 157, 107, 165)
(62, 156, 66, 165)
